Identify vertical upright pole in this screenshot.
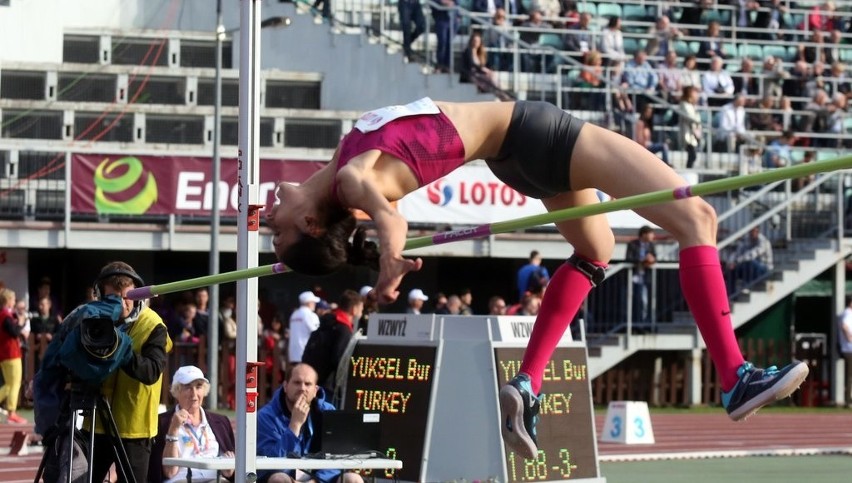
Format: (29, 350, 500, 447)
(208, 0, 224, 412)
(237, 0, 261, 481)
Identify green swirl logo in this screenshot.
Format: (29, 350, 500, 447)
(94, 156, 158, 214)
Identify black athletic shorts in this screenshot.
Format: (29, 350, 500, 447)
(485, 101, 586, 199)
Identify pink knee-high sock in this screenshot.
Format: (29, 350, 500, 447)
(520, 256, 606, 394)
(679, 245, 745, 391)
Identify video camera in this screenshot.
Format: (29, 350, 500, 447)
(57, 294, 135, 386)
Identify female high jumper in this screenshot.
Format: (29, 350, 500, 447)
(266, 98, 808, 460)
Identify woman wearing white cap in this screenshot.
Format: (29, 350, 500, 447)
(150, 365, 236, 482)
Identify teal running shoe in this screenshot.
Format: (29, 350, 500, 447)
(722, 361, 809, 421)
(499, 373, 541, 460)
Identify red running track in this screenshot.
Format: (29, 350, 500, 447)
(2, 413, 851, 481)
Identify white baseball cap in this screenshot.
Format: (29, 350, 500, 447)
(359, 285, 373, 297)
(408, 288, 429, 301)
(299, 291, 321, 304)
(173, 365, 209, 385)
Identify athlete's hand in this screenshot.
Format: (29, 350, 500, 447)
(375, 254, 423, 305)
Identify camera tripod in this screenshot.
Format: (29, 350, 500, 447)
(35, 383, 136, 483)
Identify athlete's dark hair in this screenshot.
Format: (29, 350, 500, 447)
(280, 205, 380, 276)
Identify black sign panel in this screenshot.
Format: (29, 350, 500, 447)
(494, 347, 598, 481)
(344, 344, 436, 481)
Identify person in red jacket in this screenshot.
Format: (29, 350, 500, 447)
(0, 288, 27, 424)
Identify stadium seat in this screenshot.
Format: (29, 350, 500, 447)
(597, 3, 622, 19)
(623, 5, 649, 21)
(576, 2, 596, 17)
(841, 49, 852, 63)
(675, 40, 694, 57)
(538, 33, 564, 51)
(700, 9, 722, 25)
(763, 45, 789, 62)
(458, 0, 473, 10)
(738, 44, 763, 60)
(844, 116, 852, 135)
(623, 37, 639, 55)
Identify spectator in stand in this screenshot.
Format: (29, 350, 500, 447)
(726, 226, 773, 294)
(488, 296, 508, 315)
(407, 288, 429, 314)
(432, 0, 458, 73)
(599, 16, 625, 65)
(783, 60, 811, 109)
(646, 15, 681, 58)
(622, 50, 659, 111)
(514, 293, 542, 316)
(702, 56, 734, 107)
(559, 0, 579, 27)
(798, 30, 826, 64)
(825, 29, 843, 65)
(564, 12, 593, 60)
(805, 1, 837, 32)
(537, 0, 561, 20)
(679, 55, 703, 94)
(827, 93, 848, 148)
(752, 0, 790, 41)
(760, 56, 789, 100)
(749, 95, 787, 132)
(609, 60, 635, 131)
(625, 225, 657, 324)
(357, 285, 377, 332)
(763, 130, 796, 169)
(679, 85, 703, 169)
(830, 61, 850, 96)
(697, 21, 728, 61)
(806, 61, 830, 99)
(716, 94, 751, 153)
(484, 8, 512, 71)
(634, 104, 670, 166)
(398, 0, 426, 63)
(732, 57, 759, 102)
(576, 50, 605, 110)
(263, 314, 287, 382)
(519, 9, 552, 72)
(33, 276, 62, 320)
(516, 250, 550, 302)
(679, 0, 713, 34)
(288, 291, 321, 365)
(460, 30, 496, 91)
(794, 151, 817, 192)
(658, 50, 683, 103)
(459, 288, 474, 315)
(803, 89, 834, 146)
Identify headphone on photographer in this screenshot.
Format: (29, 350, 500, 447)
(93, 266, 146, 323)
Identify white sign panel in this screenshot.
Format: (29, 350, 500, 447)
(492, 315, 573, 344)
(397, 164, 669, 229)
(367, 313, 437, 341)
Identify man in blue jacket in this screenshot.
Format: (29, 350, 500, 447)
(257, 363, 363, 483)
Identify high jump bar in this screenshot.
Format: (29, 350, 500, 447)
(127, 154, 852, 300)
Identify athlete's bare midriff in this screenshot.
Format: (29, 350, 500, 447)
(434, 101, 515, 161)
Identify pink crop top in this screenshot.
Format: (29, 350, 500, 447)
(333, 109, 466, 196)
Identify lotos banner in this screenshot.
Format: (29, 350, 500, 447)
(397, 163, 656, 229)
(71, 154, 325, 216)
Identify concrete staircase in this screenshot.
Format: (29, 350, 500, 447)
(587, 220, 852, 379)
(261, 2, 494, 111)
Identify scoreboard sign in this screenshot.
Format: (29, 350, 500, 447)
(494, 346, 597, 481)
(344, 343, 437, 481)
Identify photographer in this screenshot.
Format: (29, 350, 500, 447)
(34, 261, 172, 483)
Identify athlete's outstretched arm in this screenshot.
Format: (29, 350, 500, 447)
(335, 166, 423, 305)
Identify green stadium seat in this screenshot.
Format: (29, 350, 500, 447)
(597, 3, 622, 19)
(675, 40, 694, 57)
(841, 49, 852, 63)
(576, 2, 596, 17)
(763, 45, 788, 62)
(738, 44, 763, 60)
(844, 116, 852, 134)
(623, 37, 639, 55)
(458, 0, 473, 10)
(623, 5, 649, 21)
(700, 9, 722, 24)
(538, 33, 564, 50)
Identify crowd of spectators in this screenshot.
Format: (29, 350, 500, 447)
(446, 1, 852, 165)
